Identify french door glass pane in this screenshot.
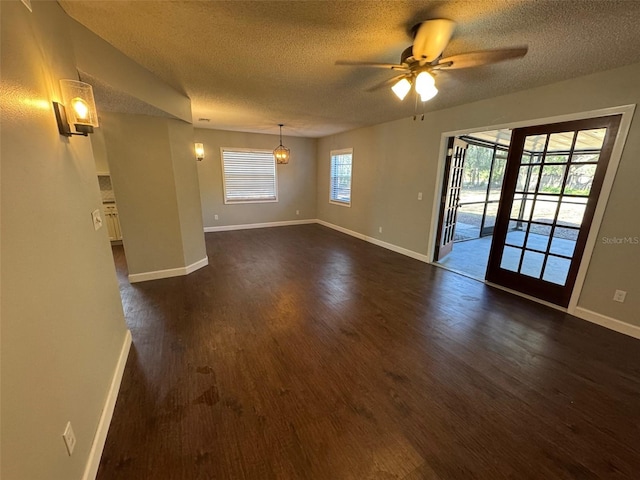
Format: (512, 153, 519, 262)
(511, 194, 536, 222)
(547, 132, 575, 151)
(545, 154, 569, 164)
(521, 250, 545, 278)
(565, 164, 596, 195)
(526, 224, 551, 250)
(543, 256, 571, 285)
(524, 134, 547, 152)
(532, 197, 559, 224)
(520, 152, 533, 164)
(575, 128, 606, 150)
(549, 227, 578, 257)
(557, 201, 586, 227)
(516, 165, 541, 192)
(506, 222, 526, 247)
(571, 153, 600, 163)
(540, 165, 566, 193)
(501, 246, 522, 272)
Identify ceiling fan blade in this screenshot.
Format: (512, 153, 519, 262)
(335, 60, 409, 71)
(412, 19, 456, 65)
(437, 47, 528, 69)
(366, 74, 407, 92)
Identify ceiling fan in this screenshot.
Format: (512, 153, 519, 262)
(336, 19, 527, 103)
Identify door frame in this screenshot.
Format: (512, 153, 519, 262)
(427, 104, 635, 315)
(434, 137, 468, 261)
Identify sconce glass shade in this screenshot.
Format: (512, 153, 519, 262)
(391, 78, 411, 101)
(194, 143, 205, 161)
(60, 80, 99, 128)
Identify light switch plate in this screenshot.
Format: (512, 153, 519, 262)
(92, 209, 103, 231)
(613, 290, 627, 303)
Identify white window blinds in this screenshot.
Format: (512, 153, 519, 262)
(330, 149, 353, 206)
(221, 148, 278, 204)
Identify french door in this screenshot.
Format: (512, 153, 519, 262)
(435, 138, 468, 260)
(486, 115, 621, 307)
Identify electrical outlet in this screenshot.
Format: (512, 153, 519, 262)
(214, 214, 219, 220)
(91, 209, 103, 231)
(378, 227, 382, 233)
(613, 290, 627, 303)
(62, 422, 76, 456)
(418, 192, 423, 200)
(296, 210, 300, 216)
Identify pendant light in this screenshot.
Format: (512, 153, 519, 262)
(273, 124, 290, 164)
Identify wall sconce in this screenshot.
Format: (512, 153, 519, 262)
(53, 80, 99, 137)
(194, 143, 205, 161)
(273, 124, 290, 164)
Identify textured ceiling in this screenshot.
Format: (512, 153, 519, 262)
(78, 71, 178, 120)
(59, 0, 640, 137)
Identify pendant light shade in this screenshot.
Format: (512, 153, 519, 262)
(274, 124, 290, 164)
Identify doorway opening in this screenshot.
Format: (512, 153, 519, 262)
(433, 113, 623, 308)
(92, 132, 130, 285)
(434, 129, 512, 280)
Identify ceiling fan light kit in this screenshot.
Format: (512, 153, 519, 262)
(337, 18, 527, 108)
(415, 71, 437, 102)
(391, 77, 411, 100)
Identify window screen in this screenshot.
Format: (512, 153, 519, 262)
(221, 148, 278, 204)
(330, 149, 353, 206)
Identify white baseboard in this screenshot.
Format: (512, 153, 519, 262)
(184, 256, 209, 275)
(574, 307, 640, 340)
(315, 219, 430, 263)
(82, 329, 132, 480)
(128, 256, 208, 283)
(204, 219, 315, 233)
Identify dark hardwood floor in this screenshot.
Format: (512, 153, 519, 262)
(98, 225, 640, 479)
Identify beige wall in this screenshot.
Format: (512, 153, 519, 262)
(0, 2, 129, 479)
(91, 126, 110, 173)
(317, 62, 640, 327)
(100, 112, 206, 275)
(196, 129, 317, 227)
(168, 120, 207, 266)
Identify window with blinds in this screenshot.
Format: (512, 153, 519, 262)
(221, 148, 278, 204)
(330, 148, 353, 206)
